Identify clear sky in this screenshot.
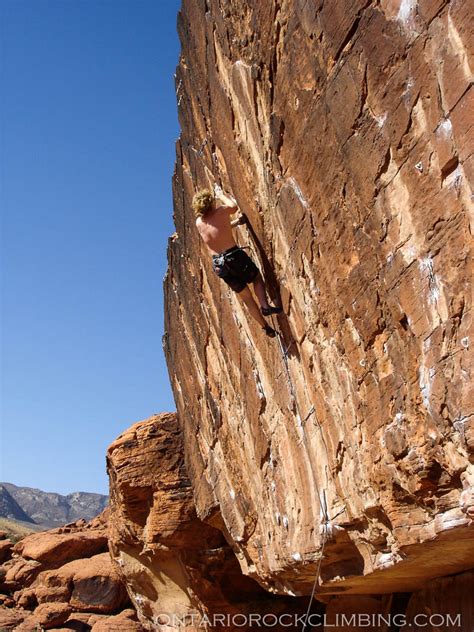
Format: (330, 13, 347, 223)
(1, 0, 181, 495)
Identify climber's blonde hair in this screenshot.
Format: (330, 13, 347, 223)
(192, 189, 214, 217)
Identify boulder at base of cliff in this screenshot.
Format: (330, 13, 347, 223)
(14, 601, 72, 630)
(13, 526, 108, 568)
(0, 509, 139, 629)
(0, 540, 13, 564)
(0, 605, 28, 630)
(33, 552, 129, 614)
(107, 413, 308, 629)
(90, 608, 147, 631)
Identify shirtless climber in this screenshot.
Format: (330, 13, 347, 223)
(193, 188, 282, 337)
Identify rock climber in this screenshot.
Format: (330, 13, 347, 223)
(193, 188, 282, 337)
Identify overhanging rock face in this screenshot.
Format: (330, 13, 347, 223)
(164, 0, 473, 598)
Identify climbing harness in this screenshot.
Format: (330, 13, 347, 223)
(212, 247, 237, 273)
(212, 245, 249, 264)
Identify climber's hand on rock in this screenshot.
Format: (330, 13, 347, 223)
(230, 213, 246, 227)
(219, 190, 238, 209)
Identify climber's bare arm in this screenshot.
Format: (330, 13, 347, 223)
(230, 213, 247, 227)
(217, 191, 238, 212)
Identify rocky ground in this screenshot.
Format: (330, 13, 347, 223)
(0, 513, 145, 631)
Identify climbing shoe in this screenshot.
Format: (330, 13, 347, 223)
(263, 324, 277, 338)
(261, 305, 283, 317)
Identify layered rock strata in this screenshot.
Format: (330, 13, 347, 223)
(164, 0, 473, 599)
(107, 413, 308, 631)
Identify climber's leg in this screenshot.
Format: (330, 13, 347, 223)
(238, 286, 276, 336)
(252, 273, 270, 309)
(238, 286, 267, 326)
(252, 273, 282, 316)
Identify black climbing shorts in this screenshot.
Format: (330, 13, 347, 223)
(212, 246, 259, 293)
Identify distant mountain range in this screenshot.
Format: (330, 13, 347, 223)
(0, 482, 108, 528)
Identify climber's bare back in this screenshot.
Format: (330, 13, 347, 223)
(196, 204, 237, 255)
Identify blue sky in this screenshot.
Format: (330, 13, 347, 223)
(1, 0, 181, 495)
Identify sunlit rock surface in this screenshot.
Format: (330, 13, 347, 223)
(164, 0, 473, 600)
(107, 414, 308, 631)
(0, 513, 138, 631)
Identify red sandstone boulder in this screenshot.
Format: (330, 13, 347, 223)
(13, 587, 37, 609)
(34, 582, 70, 604)
(33, 552, 128, 614)
(165, 0, 474, 606)
(14, 530, 108, 567)
(3, 558, 42, 591)
(0, 540, 13, 564)
(69, 553, 129, 613)
(107, 414, 307, 628)
(91, 608, 146, 631)
(0, 509, 136, 628)
(16, 601, 72, 630)
(0, 605, 28, 630)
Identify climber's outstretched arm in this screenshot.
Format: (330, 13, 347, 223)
(230, 213, 247, 228)
(218, 190, 238, 212)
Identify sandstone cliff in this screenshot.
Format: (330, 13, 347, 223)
(164, 0, 473, 604)
(107, 414, 308, 631)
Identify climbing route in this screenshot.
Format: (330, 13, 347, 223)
(188, 137, 344, 620)
(238, 213, 348, 624)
